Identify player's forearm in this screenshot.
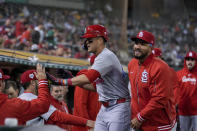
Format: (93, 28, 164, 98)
(82, 84, 96, 91)
(50, 110, 88, 126)
(71, 74, 91, 86)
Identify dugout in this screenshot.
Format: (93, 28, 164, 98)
(0, 48, 90, 110)
(0, 48, 129, 110)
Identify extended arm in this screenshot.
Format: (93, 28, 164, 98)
(49, 110, 95, 127)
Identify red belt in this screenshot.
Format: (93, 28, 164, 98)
(101, 98, 126, 107)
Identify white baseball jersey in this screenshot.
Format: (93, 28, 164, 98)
(18, 93, 56, 126)
(91, 48, 130, 101)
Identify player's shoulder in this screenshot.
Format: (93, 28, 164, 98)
(6, 97, 29, 108)
(152, 57, 169, 68)
(128, 58, 138, 71)
(18, 93, 37, 100)
(176, 68, 185, 76)
(128, 58, 138, 66)
(98, 48, 117, 60)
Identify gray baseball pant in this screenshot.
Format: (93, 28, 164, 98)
(94, 101, 131, 131)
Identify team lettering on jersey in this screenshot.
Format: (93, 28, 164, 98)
(182, 76, 196, 85)
(141, 70, 148, 83)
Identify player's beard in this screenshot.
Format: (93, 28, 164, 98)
(56, 95, 63, 101)
(187, 62, 195, 70)
(133, 49, 149, 60)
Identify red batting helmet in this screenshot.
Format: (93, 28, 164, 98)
(81, 25, 108, 41)
(131, 30, 155, 46)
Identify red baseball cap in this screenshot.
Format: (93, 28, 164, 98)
(152, 48, 162, 57)
(185, 51, 197, 60)
(131, 30, 155, 46)
(20, 70, 37, 84)
(0, 69, 10, 80)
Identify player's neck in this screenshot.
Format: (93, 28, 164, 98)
(26, 87, 37, 95)
(95, 45, 105, 56)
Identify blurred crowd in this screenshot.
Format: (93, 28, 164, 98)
(127, 18, 197, 68)
(0, 3, 197, 69)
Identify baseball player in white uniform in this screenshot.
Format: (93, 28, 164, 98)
(47, 24, 131, 131)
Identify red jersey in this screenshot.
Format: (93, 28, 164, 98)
(176, 57, 197, 116)
(72, 86, 100, 131)
(128, 54, 176, 131)
(0, 79, 50, 125)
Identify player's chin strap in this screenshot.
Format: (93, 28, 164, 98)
(46, 72, 72, 86)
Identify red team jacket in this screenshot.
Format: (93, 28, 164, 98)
(72, 86, 100, 131)
(0, 79, 50, 125)
(170, 68, 180, 105)
(128, 54, 176, 131)
(176, 53, 197, 116)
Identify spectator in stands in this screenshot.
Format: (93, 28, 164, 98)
(74, 47, 89, 59)
(14, 17, 26, 38)
(18, 25, 33, 51)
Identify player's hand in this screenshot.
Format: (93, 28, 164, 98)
(87, 128, 94, 131)
(86, 120, 95, 128)
(46, 72, 60, 85)
(46, 72, 68, 86)
(34, 63, 46, 80)
(131, 117, 142, 130)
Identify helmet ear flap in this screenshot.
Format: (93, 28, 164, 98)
(82, 44, 88, 50)
(103, 37, 107, 43)
(82, 40, 88, 50)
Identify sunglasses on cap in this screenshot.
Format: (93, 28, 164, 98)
(185, 57, 195, 61)
(84, 38, 93, 45)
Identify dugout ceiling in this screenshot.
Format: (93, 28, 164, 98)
(0, 49, 89, 71)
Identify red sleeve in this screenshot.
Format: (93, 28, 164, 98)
(15, 79, 50, 122)
(49, 110, 88, 126)
(74, 86, 90, 119)
(83, 69, 100, 83)
(139, 65, 174, 121)
(171, 70, 180, 105)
